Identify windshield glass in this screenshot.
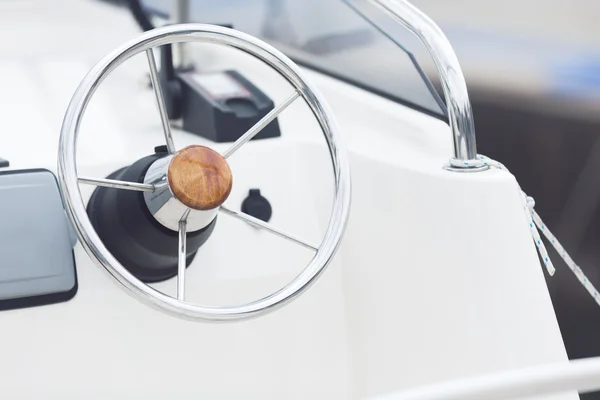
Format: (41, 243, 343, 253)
(139, 0, 446, 118)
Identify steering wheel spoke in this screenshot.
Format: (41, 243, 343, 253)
(78, 176, 159, 192)
(222, 90, 300, 159)
(177, 209, 190, 301)
(219, 205, 318, 251)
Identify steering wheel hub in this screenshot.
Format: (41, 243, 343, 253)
(167, 145, 233, 211)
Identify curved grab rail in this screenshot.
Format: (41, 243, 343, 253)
(372, 356, 600, 400)
(368, 0, 482, 170)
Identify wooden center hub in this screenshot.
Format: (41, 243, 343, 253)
(167, 145, 233, 210)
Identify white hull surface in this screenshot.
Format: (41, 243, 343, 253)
(0, 1, 574, 398)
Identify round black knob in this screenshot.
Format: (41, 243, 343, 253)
(241, 189, 272, 222)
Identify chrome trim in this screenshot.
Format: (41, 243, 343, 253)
(142, 155, 217, 232)
(375, 357, 600, 400)
(172, 0, 191, 69)
(369, 0, 484, 170)
(172, 1, 191, 25)
(57, 24, 351, 321)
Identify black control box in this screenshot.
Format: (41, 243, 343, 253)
(178, 70, 281, 143)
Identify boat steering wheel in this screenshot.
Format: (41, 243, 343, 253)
(58, 24, 351, 321)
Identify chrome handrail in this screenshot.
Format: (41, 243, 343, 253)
(372, 356, 600, 400)
(369, 0, 485, 171)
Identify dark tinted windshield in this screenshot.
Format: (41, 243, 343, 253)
(139, 0, 446, 118)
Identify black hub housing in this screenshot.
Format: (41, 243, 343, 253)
(86, 153, 216, 283)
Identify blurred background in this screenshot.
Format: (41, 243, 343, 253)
(413, 1, 600, 387)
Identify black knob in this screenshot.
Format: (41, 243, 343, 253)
(154, 145, 169, 154)
(241, 189, 272, 222)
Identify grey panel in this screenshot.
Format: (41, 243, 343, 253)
(0, 169, 77, 306)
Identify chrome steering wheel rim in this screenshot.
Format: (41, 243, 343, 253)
(58, 24, 351, 321)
